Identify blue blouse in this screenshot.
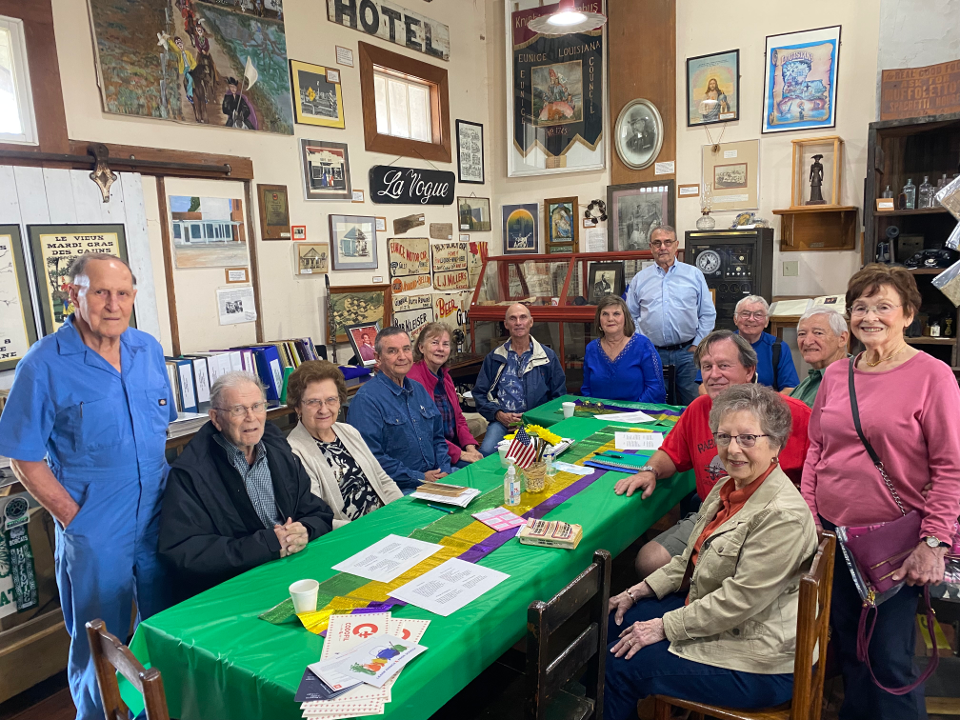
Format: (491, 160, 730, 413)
(581, 333, 666, 403)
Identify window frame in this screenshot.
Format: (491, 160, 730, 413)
(358, 41, 451, 163)
(0, 15, 38, 146)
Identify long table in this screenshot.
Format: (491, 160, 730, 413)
(124, 415, 694, 720)
(522, 394, 685, 429)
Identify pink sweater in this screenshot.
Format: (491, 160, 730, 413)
(801, 352, 960, 543)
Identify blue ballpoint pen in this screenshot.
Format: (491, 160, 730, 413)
(427, 504, 454, 514)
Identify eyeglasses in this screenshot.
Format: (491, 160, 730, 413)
(737, 311, 768, 320)
(650, 240, 677, 248)
(850, 302, 902, 317)
(301, 397, 341, 410)
(216, 402, 268, 418)
(713, 432, 769, 448)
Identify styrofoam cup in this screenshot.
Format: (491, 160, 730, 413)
(562, 402, 576, 419)
(498, 440, 511, 468)
(290, 579, 319, 614)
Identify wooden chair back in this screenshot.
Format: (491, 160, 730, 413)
(85, 619, 170, 720)
(662, 364, 677, 405)
(525, 549, 612, 720)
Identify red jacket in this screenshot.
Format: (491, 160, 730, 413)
(407, 361, 479, 463)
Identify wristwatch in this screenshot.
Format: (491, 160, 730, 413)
(637, 465, 657, 476)
(924, 536, 950, 549)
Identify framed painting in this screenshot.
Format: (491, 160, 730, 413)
(300, 139, 353, 200)
(501, 203, 539, 255)
(686, 49, 740, 127)
(329, 214, 378, 270)
(607, 181, 675, 251)
(328, 284, 391, 342)
(456, 120, 485, 184)
(27, 224, 133, 336)
(290, 59, 345, 129)
(702, 140, 759, 212)
(0, 226, 37, 370)
(346, 322, 380, 367)
(544, 196, 578, 251)
(296, 243, 329, 275)
(257, 184, 291, 240)
(458, 196, 491, 232)
(588, 262, 624, 304)
(762, 26, 841, 134)
(169, 196, 248, 268)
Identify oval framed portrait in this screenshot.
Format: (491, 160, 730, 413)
(614, 99, 664, 170)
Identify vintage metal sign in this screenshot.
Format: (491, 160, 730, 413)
(881, 59, 960, 121)
(388, 237, 430, 277)
(326, 0, 450, 60)
(431, 241, 468, 273)
(393, 292, 432, 313)
(392, 274, 432, 294)
(370, 166, 456, 206)
(434, 269, 469, 291)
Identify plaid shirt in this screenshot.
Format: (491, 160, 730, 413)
(214, 432, 281, 529)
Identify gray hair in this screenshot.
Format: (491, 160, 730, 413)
(709, 384, 792, 450)
(798, 306, 848, 336)
(210, 371, 265, 409)
(735, 295, 770, 316)
(649, 224, 676, 241)
(695, 329, 757, 370)
(68, 253, 137, 287)
(375, 326, 411, 354)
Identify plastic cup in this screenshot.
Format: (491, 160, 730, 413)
(289, 579, 319, 614)
(562, 402, 576, 419)
(498, 440, 511, 468)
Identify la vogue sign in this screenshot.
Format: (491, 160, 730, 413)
(370, 166, 456, 206)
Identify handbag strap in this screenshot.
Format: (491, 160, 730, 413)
(848, 357, 908, 517)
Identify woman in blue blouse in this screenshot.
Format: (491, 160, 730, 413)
(582, 296, 666, 403)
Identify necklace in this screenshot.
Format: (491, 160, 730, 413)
(864, 343, 907, 368)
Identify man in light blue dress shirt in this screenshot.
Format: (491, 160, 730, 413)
(625, 225, 716, 405)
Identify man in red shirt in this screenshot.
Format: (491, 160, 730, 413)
(614, 329, 811, 578)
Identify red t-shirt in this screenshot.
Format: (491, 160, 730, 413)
(660, 393, 811, 501)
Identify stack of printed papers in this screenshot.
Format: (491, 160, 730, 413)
(409, 482, 481, 508)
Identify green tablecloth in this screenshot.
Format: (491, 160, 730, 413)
(125, 415, 694, 720)
(523, 394, 685, 429)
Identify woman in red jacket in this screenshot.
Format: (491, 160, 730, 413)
(408, 323, 485, 468)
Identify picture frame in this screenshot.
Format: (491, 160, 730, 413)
(501, 203, 540, 255)
(346, 322, 381, 367)
(27, 224, 134, 335)
(289, 59, 346, 129)
(686, 49, 740, 127)
(300, 139, 353, 200)
(257, 184, 291, 240)
(292, 225, 307, 241)
(328, 284, 390, 342)
(544, 196, 579, 251)
(456, 120, 485, 184)
(0, 226, 38, 371)
(296, 243, 329, 275)
(762, 26, 841, 134)
(329, 214, 378, 270)
(614, 99, 664, 171)
(702, 140, 760, 212)
(607, 181, 675, 251)
(588, 262, 625, 304)
(458, 196, 491, 232)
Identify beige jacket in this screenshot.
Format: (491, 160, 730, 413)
(287, 421, 403, 529)
(645, 465, 818, 675)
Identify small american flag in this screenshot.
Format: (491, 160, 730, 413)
(507, 427, 538, 469)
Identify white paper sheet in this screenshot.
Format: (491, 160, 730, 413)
(216, 286, 257, 325)
(313, 635, 427, 689)
(388, 558, 510, 617)
(552, 461, 593, 476)
(615, 432, 664, 451)
(583, 227, 606, 252)
(332, 535, 442, 584)
(599, 410, 656, 423)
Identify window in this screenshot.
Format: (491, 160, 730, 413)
(374, 70, 432, 142)
(0, 16, 37, 146)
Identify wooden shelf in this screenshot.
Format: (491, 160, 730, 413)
(909, 268, 944, 274)
(872, 206, 950, 217)
(773, 205, 858, 214)
(906, 337, 957, 346)
(774, 206, 858, 252)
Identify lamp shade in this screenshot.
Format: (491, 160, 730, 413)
(527, 0, 607, 36)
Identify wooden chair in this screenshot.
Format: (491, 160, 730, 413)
(85, 618, 170, 720)
(652, 531, 836, 720)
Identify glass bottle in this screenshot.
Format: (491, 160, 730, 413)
(938, 174, 949, 191)
(918, 176, 934, 209)
(903, 179, 916, 210)
(882, 185, 893, 198)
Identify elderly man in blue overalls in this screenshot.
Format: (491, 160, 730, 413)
(0, 253, 176, 720)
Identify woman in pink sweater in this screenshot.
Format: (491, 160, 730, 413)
(802, 264, 960, 720)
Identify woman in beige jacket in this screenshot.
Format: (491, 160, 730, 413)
(603, 385, 818, 720)
(285, 361, 402, 529)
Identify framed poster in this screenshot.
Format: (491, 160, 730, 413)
(686, 49, 740, 126)
(544, 196, 578, 251)
(607, 181, 675, 251)
(290, 59, 345, 129)
(328, 284, 390, 342)
(300, 139, 353, 200)
(329, 214, 378, 270)
(506, 0, 605, 177)
(0, 227, 37, 370)
(27, 224, 133, 335)
(762, 26, 841, 134)
(456, 120, 484, 184)
(458, 196, 491, 232)
(257, 184, 291, 240)
(346, 322, 380, 367)
(588, 262, 624, 304)
(702, 140, 759, 212)
(296, 243, 329, 275)
(501, 203, 539, 255)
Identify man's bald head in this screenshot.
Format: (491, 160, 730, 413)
(504, 303, 534, 344)
(68, 253, 137, 287)
(67, 254, 138, 340)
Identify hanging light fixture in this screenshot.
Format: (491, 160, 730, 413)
(527, 0, 607, 36)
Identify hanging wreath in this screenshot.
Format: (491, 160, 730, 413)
(583, 199, 607, 226)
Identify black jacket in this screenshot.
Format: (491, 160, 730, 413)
(159, 421, 333, 599)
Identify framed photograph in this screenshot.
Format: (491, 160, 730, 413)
(300, 139, 352, 200)
(614, 99, 664, 171)
(27, 224, 134, 335)
(0, 226, 38, 370)
(292, 225, 307, 241)
(257, 184, 291, 240)
(702, 140, 759, 211)
(607, 181, 675, 251)
(458, 196, 491, 232)
(588, 262, 624, 304)
(346, 322, 380, 367)
(544, 196, 578, 251)
(289, 60, 345, 129)
(501, 203, 539, 255)
(686, 49, 740, 127)
(456, 120, 485, 184)
(762, 26, 841, 134)
(329, 214, 378, 270)
(296, 243, 329, 275)
(328, 284, 390, 342)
